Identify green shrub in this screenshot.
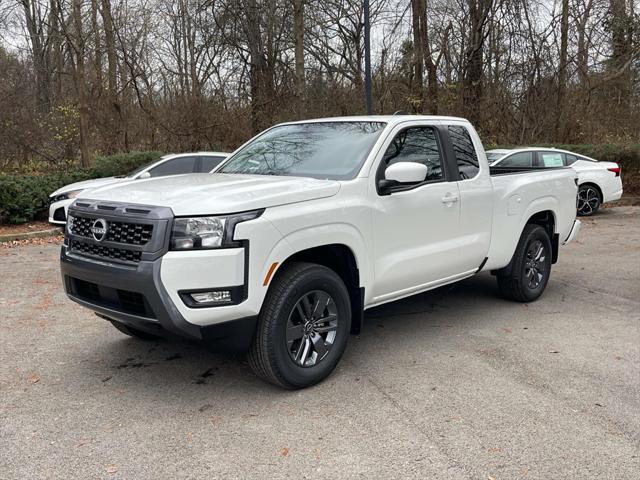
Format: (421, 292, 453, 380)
(0, 151, 162, 224)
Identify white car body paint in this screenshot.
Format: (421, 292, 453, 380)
(48, 152, 228, 224)
(487, 148, 623, 206)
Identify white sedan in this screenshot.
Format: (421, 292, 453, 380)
(487, 148, 623, 216)
(49, 152, 228, 224)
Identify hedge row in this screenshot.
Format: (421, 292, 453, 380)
(0, 151, 162, 224)
(1, 144, 639, 225)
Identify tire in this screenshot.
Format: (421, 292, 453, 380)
(577, 184, 601, 216)
(497, 224, 552, 302)
(248, 262, 351, 389)
(110, 320, 161, 340)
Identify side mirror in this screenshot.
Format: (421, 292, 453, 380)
(138, 171, 151, 179)
(378, 162, 428, 194)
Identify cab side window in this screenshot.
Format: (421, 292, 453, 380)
(500, 152, 533, 167)
(380, 127, 444, 182)
(448, 125, 479, 179)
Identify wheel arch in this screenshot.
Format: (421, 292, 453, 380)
(579, 181, 603, 202)
(276, 244, 364, 335)
(526, 210, 559, 264)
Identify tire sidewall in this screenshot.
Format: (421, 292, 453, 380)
(517, 227, 552, 301)
(577, 185, 600, 217)
(267, 266, 351, 388)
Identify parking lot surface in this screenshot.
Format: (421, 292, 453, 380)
(1, 207, 639, 479)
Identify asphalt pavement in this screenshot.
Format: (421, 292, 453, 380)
(1, 206, 638, 479)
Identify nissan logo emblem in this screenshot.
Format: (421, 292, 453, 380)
(91, 218, 108, 242)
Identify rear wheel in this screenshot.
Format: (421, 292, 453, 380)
(110, 320, 161, 340)
(577, 184, 601, 216)
(497, 224, 552, 302)
(248, 262, 351, 389)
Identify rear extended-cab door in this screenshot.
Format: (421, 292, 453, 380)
(440, 122, 493, 272)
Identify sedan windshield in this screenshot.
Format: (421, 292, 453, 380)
(124, 158, 165, 178)
(218, 122, 386, 180)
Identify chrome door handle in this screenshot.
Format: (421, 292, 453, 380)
(441, 193, 459, 204)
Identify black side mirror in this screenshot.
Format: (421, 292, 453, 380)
(377, 178, 399, 196)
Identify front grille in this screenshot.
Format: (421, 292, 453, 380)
(70, 215, 153, 245)
(70, 239, 142, 263)
(71, 278, 155, 318)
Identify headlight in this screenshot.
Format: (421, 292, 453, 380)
(67, 189, 83, 198)
(170, 210, 263, 250)
(53, 189, 83, 202)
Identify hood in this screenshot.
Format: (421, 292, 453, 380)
(50, 176, 124, 197)
(78, 173, 341, 215)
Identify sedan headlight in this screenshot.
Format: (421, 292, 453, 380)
(170, 210, 263, 250)
(52, 189, 83, 202)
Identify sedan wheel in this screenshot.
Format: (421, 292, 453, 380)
(577, 185, 600, 216)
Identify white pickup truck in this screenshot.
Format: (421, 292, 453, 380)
(60, 115, 581, 388)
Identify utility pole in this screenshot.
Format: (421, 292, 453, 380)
(363, 0, 373, 114)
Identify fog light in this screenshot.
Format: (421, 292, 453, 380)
(190, 290, 232, 304)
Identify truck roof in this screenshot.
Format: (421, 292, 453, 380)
(283, 115, 470, 126)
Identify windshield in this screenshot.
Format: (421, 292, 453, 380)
(218, 121, 386, 180)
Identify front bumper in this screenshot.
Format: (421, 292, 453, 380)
(60, 200, 262, 351)
(61, 247, 257, 350)
(49, 199, 72, 225)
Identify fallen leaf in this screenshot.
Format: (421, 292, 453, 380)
(279, 447, 289, 457)
(105, 465, 118, 474)
(29, 372, 40, 384)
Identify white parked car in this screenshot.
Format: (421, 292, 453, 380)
(48, 152, 228, 224)
(60, 116, 580, 388)
(487, 148, 623, 216)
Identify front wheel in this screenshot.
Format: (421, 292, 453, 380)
(497, 224, 552, 302)
(248, 262, 351, 389)
(577, 184, 601, 216)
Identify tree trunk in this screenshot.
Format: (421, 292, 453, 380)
(556, 0, 569, 141)
(100, 0, 121, 151)
(609, 0, 632, 108)
(91, 0, 103, 90)
(410, 0, 424, 112)
(422, 2, 438, 114)
(72, 0, 91, 167)
(463, 0, 492, 125)
(293, 0, 305, 117)
(21, 0, 51, 113)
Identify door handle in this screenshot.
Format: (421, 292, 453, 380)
(441, 193, 459, 204)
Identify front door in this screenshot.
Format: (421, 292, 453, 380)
(370, 124, 463, 303)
